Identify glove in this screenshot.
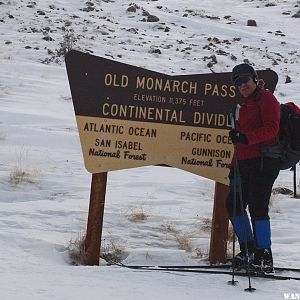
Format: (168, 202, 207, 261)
(229, 129, 248, 145)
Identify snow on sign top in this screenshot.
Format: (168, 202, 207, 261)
(65, 50, 278, 184)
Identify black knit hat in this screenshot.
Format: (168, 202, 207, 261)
(231, 63, 258, 84)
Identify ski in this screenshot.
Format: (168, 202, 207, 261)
(225, 260, 300, 273)
(117, 264, 300, 281)
(118, 263, 300, 273)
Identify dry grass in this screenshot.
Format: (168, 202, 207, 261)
(194, 247, 208, 258)
(227, 224, 237, 243)
(9, 168, 35, 184)
(100, 239, 125, 264)
(160, 222, 178, 234)
(127, 207, 148, 222)
(160, 222, 193, 252)
(9, 148, 38, 185)
(66, 233, 86, 265)
(174, 233, 192, 252)
(227, 224, 239, 260)
(66, 234, 126, 265)
(226, 241, 240, 260)
(160, 222, 195, 252)
(200, 217, 212, 232)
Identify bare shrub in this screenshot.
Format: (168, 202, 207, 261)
(56, 31, 76, 57)
(41, 27, 78, 64)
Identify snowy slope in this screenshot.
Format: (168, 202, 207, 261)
(0, 0, 300, 299)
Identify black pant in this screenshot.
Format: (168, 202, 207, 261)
(226, 157, 280, 220)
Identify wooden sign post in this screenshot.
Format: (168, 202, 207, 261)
(65, 50, 278, 266)
(209, 182, 229, 264)
(84, 172, 107, 266)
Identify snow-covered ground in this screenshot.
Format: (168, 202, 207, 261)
(0, 0, 300, 299)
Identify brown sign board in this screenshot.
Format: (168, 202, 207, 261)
(65, 50, 278, 185)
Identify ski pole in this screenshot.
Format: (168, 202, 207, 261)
(292, 165, 297, 198)
(228, 113, 238, 286)
(234, 146, 256, 292)
(230, 111, 256, 292)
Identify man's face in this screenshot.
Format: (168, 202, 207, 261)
(236, 76, 257, 98)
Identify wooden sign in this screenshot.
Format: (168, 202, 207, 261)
(65, 50, 278, 185)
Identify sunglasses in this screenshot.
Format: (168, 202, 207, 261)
(235, 76, 251, 87)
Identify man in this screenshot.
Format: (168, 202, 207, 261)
(227, 63, 281, 274)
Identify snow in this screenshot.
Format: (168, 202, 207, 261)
(0, 0, 300, 299)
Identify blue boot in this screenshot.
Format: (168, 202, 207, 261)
(231, 214, 254, 245)
(230, 215, 255, 268)
(252, 220, 274, 274)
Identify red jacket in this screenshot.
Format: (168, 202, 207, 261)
(236, 89, 280, 160)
